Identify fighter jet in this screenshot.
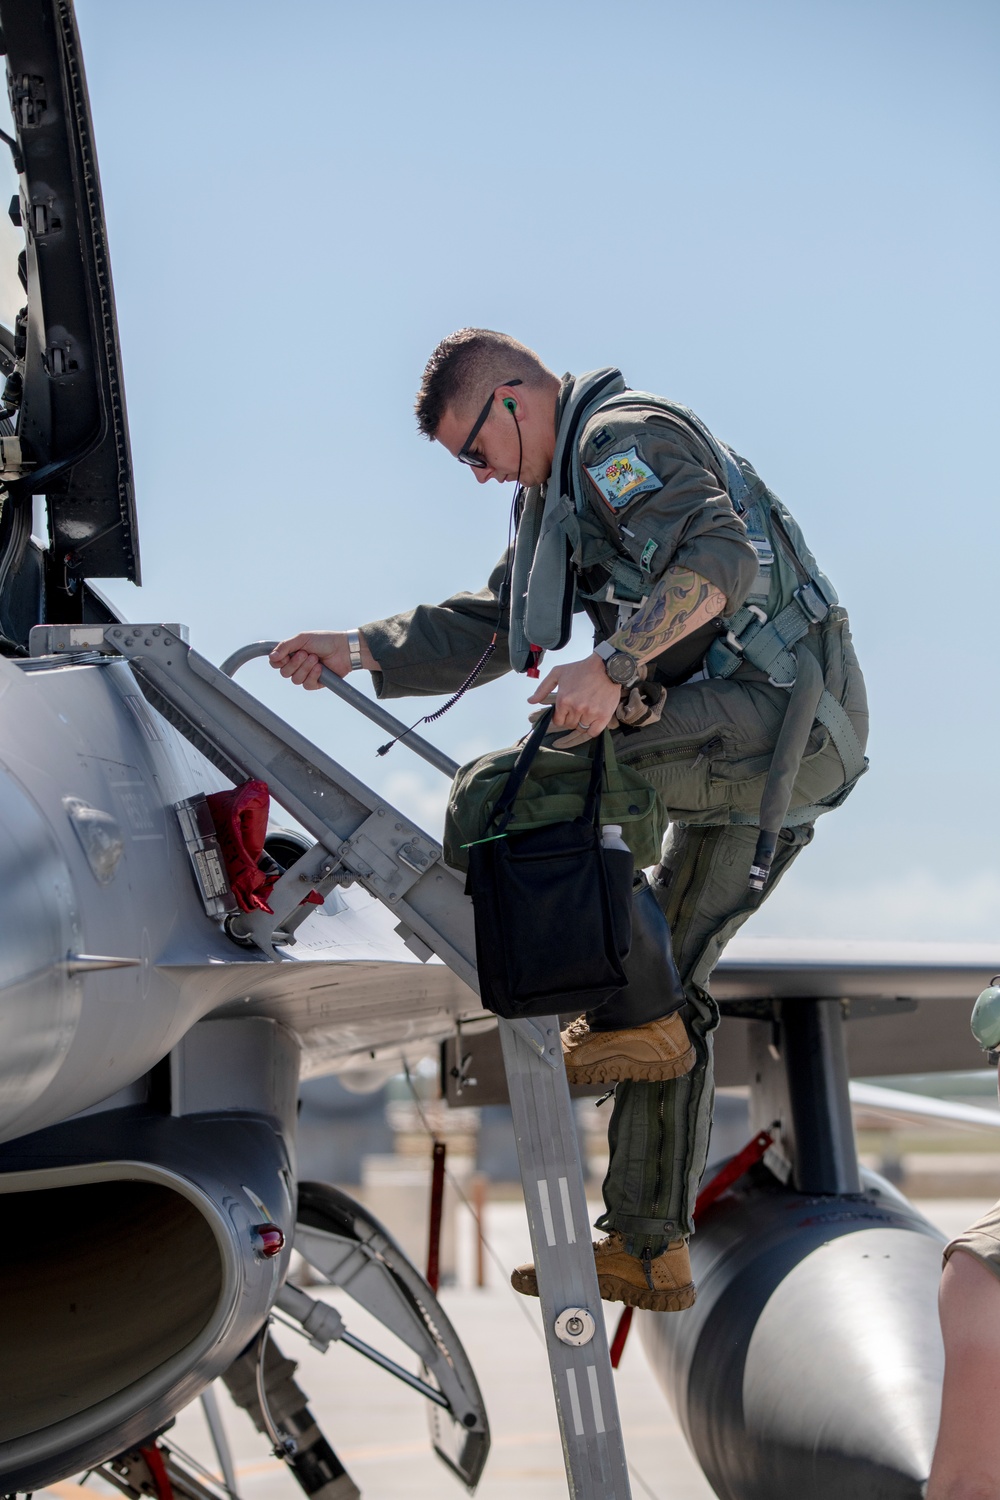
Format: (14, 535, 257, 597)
(0, 6, 995, 1500)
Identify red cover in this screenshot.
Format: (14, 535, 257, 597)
(206, 779, 278, 914)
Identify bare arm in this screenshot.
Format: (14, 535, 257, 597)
(607, 564, 725, 664)
(527, 566, 725, 743)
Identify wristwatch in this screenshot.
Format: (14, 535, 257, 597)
(595, 640, 640, 688)
(346, 629, 363, 672)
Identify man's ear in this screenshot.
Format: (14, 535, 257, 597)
(497, 385, 521, 418)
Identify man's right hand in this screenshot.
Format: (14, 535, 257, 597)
(269, 630, 377, 690)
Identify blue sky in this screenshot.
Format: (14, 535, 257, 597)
(20, 0, 999, 940)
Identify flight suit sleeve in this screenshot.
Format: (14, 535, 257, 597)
(360, 549, 512, 699)
(579, 409, 758, 612)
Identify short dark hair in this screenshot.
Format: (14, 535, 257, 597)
(415, 328, 553, 438)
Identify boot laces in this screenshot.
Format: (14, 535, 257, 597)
(594, 1232, 626, 1255)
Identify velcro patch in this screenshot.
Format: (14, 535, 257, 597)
(585, 447, 662, 511)
(591, 426, 615, 452)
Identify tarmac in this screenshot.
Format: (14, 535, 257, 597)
(38, 1197, 988, 1500)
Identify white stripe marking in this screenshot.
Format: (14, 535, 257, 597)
(565, 1367, 585, 1435)
(557, 1175, 576, 1244)
(587, 1364, 605, 1433)
(537, 1179, 556, 1246)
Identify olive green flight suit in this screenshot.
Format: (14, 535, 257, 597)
(362, 376, 868, 1255)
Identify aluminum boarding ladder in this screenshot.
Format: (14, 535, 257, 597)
(30, 622, 632, 1500)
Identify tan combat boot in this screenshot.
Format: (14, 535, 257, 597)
(561, 1012, 695, 1085)
(511, 1232, 696, 1312)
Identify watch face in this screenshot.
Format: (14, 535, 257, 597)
(606, 651, 638, 685)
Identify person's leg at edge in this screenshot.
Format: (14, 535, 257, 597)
(594, 822, 815, 1274)
(926, 1246, 1000, 1500)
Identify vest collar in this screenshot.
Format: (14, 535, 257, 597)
(508, 368, 626, 670)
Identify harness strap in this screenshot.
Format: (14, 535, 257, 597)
(706, 678, 866, 834)
(814, 687, 867, 786)
(707, 598, 810, 686)
(729, 800, 836, 828)
(577, 551, 649, 604)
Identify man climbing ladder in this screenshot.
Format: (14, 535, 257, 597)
(270, 328, 869, 1313)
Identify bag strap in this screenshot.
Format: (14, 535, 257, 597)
(600, 728, 626, 796)
(580, 732, 606, 827)
(488, 708, 554, 832)
(488, 708, 606, 834)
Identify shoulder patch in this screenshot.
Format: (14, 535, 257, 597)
(585, 447, 662, 511)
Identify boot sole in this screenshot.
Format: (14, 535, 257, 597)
(511, 1267, 696, 1313)
(563, 1041, 697, 1085)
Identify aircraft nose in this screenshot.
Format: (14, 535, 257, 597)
(0, 768, 80, 1142)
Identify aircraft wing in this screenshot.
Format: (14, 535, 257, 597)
(715, 936, 999, 1003)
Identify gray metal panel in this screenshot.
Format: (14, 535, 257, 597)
(170, 1017, 299, 1134)
(747, 1003, 860, 1196)
(714, 997, 986, 1087)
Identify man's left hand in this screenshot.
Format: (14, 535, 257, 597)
(527, 654, 622, 748)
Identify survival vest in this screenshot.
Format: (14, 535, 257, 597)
(509, 370, 868, 895)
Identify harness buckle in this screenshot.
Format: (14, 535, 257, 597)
(793, 579, 831, 624)
(724, 605, 767, 655)
(603, 582, 648, 632)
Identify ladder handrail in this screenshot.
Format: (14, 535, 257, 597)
(219, 640, 460, 780)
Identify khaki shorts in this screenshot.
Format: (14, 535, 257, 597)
(943, 1198, 1000, 1280)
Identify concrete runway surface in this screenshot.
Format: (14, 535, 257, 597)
(37, 1198, 987, 1500)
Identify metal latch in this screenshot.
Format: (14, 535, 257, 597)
(174, 795, 238, 919)
(340, 810, 442, 904)
(724, 604, 767, 654)
(601, 581, 649, 632)
(793, 579, 831, 624)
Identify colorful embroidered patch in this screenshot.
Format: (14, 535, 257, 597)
(639, 538, 659, 572)
(585, 447, 662, 511)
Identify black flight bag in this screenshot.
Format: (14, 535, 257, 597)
(466, 708, 633, 1020)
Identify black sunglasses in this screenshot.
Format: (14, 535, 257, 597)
(457, 379, 522, 468)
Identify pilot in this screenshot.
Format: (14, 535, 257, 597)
(270, 328, 868, 1313)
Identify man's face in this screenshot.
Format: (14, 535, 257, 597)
(436, 388, 555, 489)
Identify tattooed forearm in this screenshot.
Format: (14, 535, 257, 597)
(608, 565, 725, 663)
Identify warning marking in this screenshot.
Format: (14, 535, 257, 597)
(537, 1178, 556, 1246)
